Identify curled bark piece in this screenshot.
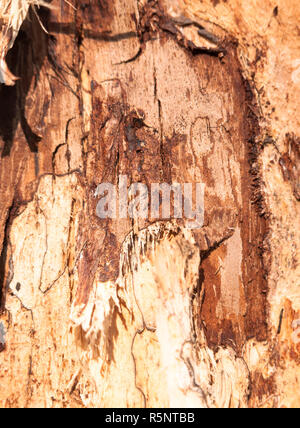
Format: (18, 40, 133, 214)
(0, 0, 31, 85)
(0, 0, 55, 85)
(0, 56, 19, 85)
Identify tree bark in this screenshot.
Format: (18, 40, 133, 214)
(0, 0, 299, 408)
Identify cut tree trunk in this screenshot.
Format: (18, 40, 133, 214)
(0, 0, 299, 408)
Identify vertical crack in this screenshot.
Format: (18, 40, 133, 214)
(0, 202, 15, 312)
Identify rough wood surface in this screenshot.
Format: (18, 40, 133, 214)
(0, 0, 299, 408)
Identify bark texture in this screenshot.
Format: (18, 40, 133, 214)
(0, 0, 299, 408)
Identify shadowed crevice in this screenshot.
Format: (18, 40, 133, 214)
(0, 7, 49, 157)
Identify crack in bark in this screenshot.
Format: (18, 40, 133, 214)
(189, 115, 211, 170)
(136, 0, 226, 61)
(131, 327, 151, 408)
(36, 198, 49, 295)
(66, 198, 78, 304)
(277, 308, 284, 335)
(200, 229, 235, 261)
(9, 171, 82, 215)
(131, 330, 146, 404)
(52, 117, 75, 173)
(179, 340, 208, 406)
(25, 354, 33, 407)
(114, 47, 142, 65)
(0, 202, 15, 312)
(152, 64, 171, 183)
(67, 368, 82, 395)
(112, 0, 227, 69)
(48, 22, 138, 43)
(52, 143, 67, 173)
